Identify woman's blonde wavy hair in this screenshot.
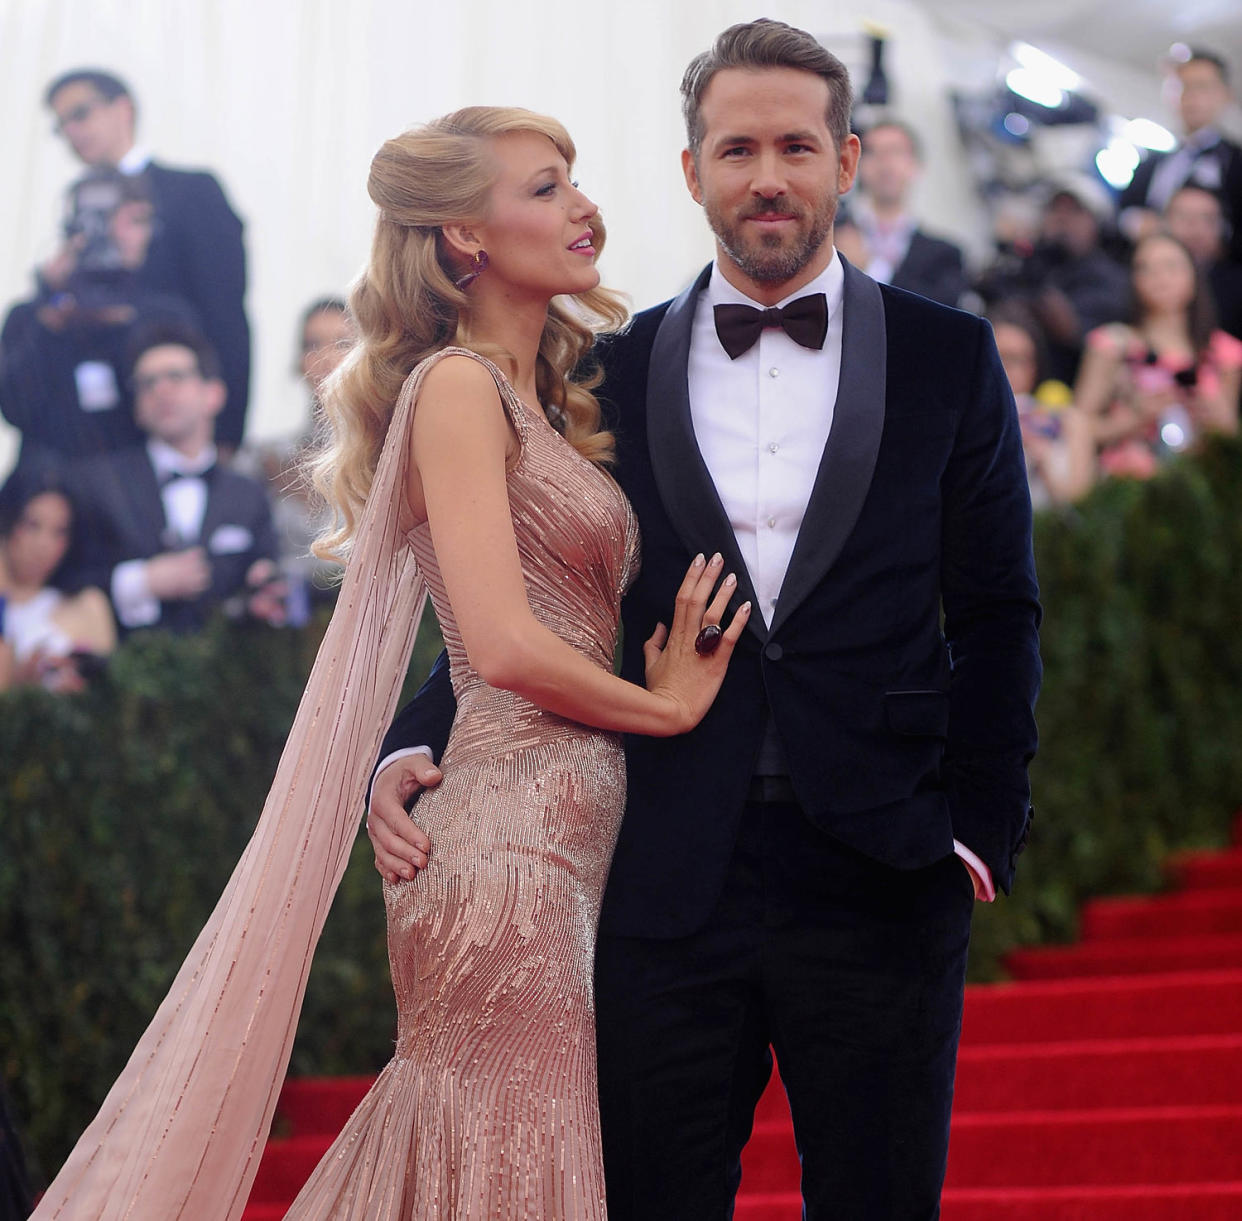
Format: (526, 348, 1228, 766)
(311, 106, 629, 563)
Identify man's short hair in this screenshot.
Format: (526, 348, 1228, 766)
(680, 19, 853, 157)
(44, 68, 133, 109)
(862, 117, 922, 161)
(1180, 49, 1230, 86)
(128, 320, 223, 385)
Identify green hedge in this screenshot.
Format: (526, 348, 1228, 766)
(4, 440, 1242, 1183)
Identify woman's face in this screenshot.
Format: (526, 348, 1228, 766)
(300, 308, 355, 396)
(994, 323, 1039, 397)
(1132, 236, 1196, 315)
(4, 492, 73, 588)
(469, 130, 601, 303)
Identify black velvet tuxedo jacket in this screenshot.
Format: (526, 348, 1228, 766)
(66, 446, 278, 634)
(136, 162, 251, 447)
(889, 229, 967, 309)
(382, 258, 1041, 940)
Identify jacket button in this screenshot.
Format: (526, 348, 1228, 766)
(765, 643, 783, 661)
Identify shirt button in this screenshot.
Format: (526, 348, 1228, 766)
(767, 517, 777, 528)
(769, 366, 780, 378)
(768, 442, 779, 454)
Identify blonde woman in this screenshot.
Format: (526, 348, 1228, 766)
(33, 108, 747, 1221)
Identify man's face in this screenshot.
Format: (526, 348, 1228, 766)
(858, 124, 919, 211)
(682, 67, 859, 296)
(49, 81, 134, 167)
(1165, 188, 1224, 263)
(1041, 194, 1098, 257)
(1176, 60, 1231, 134)
(133, 344, 224, 450)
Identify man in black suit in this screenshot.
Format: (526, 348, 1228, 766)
(367, 19, 1040, 1219)
(1120, 50, 1242, 262)
(0, 178, 198, 465)
(43, 69, 251, 449)
(66, 323, 281, 634)
(848, 118, 967, 307)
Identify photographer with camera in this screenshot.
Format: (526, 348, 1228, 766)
(42, 68, 251, 451)
(976, 177, 1130, 386)
(0, 170, 199, 465)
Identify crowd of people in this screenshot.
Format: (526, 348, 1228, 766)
(0, 70, 354, 693)
(2, 49, 1240, 696)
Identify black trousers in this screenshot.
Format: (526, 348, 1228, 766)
(595, 796, 974, 1221)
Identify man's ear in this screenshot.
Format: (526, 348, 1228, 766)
(203, 378, 227, 422)
(681, 149, 704, 206)
(837, 132, 862, 196)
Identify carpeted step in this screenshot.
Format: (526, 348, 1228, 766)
(1079, 890, 1242, 940)
(270, 1076, 373, 1138)
(1170, 848, 1242, 892)
(940, 1182, 1242, 1221)
(960, 969, 1242, 1042)
(944, 1105, 1242, 1188)
(733, 1183, 1242, 1221)
(1006, 931, 1242, 979)
(954, 1034, 1242, 1111)
(248, 1135, 332, 1204)
(740, 1106, 1242, 1194)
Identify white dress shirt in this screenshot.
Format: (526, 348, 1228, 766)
(111, 440, 217, 628)
(689, 256, 844, 626)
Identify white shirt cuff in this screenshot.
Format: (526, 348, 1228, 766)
(952, 839, 996, 902)
(111, 560, 160, 628)
(375, 746, 435, 780)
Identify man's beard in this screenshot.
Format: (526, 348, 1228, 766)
(705, 192, 838, 283)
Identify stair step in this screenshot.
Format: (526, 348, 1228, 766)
(945, 1106, 1242, 1189)
(1006, 931, 1242, 979)
(941, 1182, 1242, 1221)
(1080, 890, 1242, 940)
(960, 969, 1242, 1042)
(955, 1034, 1242, 1111)
(1170, 848, 1242, 891)
(248, 1135, 331, 1203)
(271, 1076, 373, 1138)
(739, 1107, 1242, 1193)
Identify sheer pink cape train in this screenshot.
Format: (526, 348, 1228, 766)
(32, 360, 437, 1220)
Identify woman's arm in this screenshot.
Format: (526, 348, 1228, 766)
(1035, 406, 1096, 504)
(1074, 335, 1135, 446)
(407, 355, 748, 739)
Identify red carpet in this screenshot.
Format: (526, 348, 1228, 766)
(243, 817, 1242, 1219)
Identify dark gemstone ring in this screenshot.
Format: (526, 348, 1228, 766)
(694, 624, 723, 656)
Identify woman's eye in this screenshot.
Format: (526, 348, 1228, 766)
(536, 183, 556, 196)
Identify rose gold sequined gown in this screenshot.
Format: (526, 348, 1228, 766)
(286, 349, 639, 1219)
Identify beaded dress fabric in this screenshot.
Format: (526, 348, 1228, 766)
(29, 348, 635, 1221)
(285, 347, 638, 1219)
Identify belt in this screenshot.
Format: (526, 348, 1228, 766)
(746, 774, 798, 804)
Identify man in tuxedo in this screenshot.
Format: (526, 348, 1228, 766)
(848, 118, 967, 307)
(367, 19, 1040, 1219)
(66, 323, 281, 634)
(1120, 50, 1242, 262)
(1165, 184, 1242, 340)
(1, 179, 198, 465)
(43, 69, 251, 448)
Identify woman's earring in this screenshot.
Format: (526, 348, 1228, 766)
(455, 249, 489, 291)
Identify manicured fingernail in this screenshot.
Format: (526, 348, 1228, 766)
(710, 552, 723, 566)
(724, 573, 737, 587)
(740, 601, 752, 612)
(693, 553, 705, 567)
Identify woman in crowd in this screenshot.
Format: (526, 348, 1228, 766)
(33, 106, 746, 1220)
(1076, 232, 1242, 478)
(0, 461, 115, 691)
(989, 303, 1095, 508)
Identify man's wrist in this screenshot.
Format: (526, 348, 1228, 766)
(375, 746, 435, 779)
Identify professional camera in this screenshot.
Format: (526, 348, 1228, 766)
(62, 167, 152, 309)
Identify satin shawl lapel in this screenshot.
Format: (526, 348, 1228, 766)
(198, 467, 231, 548)
(120, 449, 171, 554)
(645, 265, 765, 644)
(769, 259, 886, 636)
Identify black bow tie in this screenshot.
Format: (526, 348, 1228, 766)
(713, 293, 829, 360)
(160, 465, 214, 489)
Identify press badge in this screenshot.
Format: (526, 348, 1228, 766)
(74, 361, 120, 411)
